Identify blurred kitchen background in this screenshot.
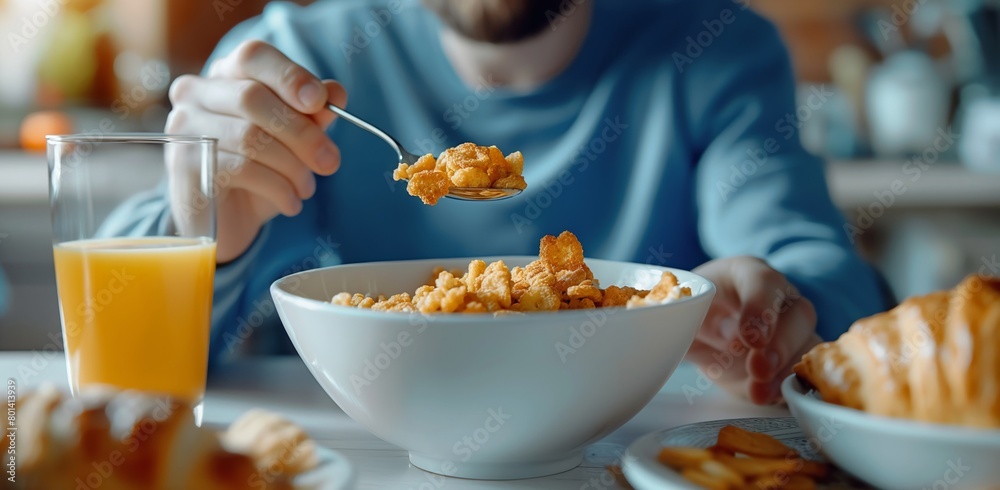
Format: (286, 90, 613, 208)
(1, 0, 999, 349)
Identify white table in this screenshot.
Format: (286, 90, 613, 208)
(0, 352, 786, 489)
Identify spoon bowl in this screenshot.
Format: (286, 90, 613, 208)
(444, 187, 522, 201)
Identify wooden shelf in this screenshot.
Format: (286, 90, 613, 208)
(826, 160, 1000, 210)
(0, 151, 47, 204)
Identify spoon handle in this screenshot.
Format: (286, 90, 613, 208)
(327, 103, 415, 163)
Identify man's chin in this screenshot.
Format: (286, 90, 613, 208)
(422, 0, 567, 44)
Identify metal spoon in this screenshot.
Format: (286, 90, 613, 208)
(327, 103, 522, 202)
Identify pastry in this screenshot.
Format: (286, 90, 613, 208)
(794, 274, 1000, 428)
(4, 386, 317, 489)
(222, 409, 318, 476)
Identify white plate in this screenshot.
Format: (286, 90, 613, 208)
(294, 446, 355, 490)
(783, 375, 1000, 490)
(621, 417, 868, 490)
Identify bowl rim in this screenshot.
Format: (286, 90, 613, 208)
(269, 256, 716, 324)
(781, 374, 1000, 441)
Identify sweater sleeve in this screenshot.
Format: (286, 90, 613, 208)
(685, 9, 888, 339)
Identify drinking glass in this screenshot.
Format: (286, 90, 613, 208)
(47, 134, 217, 422)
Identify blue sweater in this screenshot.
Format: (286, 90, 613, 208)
(118, 0, 886, 363)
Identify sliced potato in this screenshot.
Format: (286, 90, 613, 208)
(657, 446, 713, 468)
(699, 459, 743, 487)
(680, 468, 732, 490)
(796, 458, 830, 478)
(707, 444, 736, 456)
(750, 473, 817, 490)
(714, 452, 800, 477)
(716, 425, 795, 459)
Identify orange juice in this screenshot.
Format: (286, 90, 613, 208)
(53, 237, 216, 402)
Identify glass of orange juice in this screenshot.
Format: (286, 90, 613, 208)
(47, 134, 216, 422)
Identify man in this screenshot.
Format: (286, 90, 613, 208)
(151, 0, 888, 404)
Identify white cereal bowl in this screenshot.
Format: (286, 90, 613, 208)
(782, 375, 1000, 490)
(271, 257, 715, 480)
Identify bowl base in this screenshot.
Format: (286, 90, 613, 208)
(408, 451, 583, 480)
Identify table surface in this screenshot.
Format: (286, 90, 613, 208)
(0, 352, 786, 489)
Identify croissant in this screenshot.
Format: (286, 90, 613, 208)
(794, 274, 1000, 428)
(4, 386, 314, 489)
(222, 409, 318, 477)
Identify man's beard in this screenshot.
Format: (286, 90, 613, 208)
(422, 0, 568, 44)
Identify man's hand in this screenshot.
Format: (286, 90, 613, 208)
(687, 257, 821, 404)
(165, 40, 348, 263)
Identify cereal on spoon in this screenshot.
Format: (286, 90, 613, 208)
(392, 142, 528, 205)
(330, 231, 691, 313)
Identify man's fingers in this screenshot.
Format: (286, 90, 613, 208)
(213, 40, 327, 114)
(219, 151, 303, 217)
(749, 333, 821, 405)
(170, 75, 340, 175)
(685, 339, 751, 385)
(747, 297, 817, 382)
(310, 80, 349, 130)
(748, 378, 780, 405)
(216, 123, 318, 200)
(732, 259, 795, 349)
(692, 259, 744, 348)
(694, 259, 740, 309)
(695, 306, 742, 352)
(166, 108, 316, 199)
(696, 256, 784, 348)
(685, 339, 755, 399)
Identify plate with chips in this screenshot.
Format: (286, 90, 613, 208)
(621, 417, 870, 489)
